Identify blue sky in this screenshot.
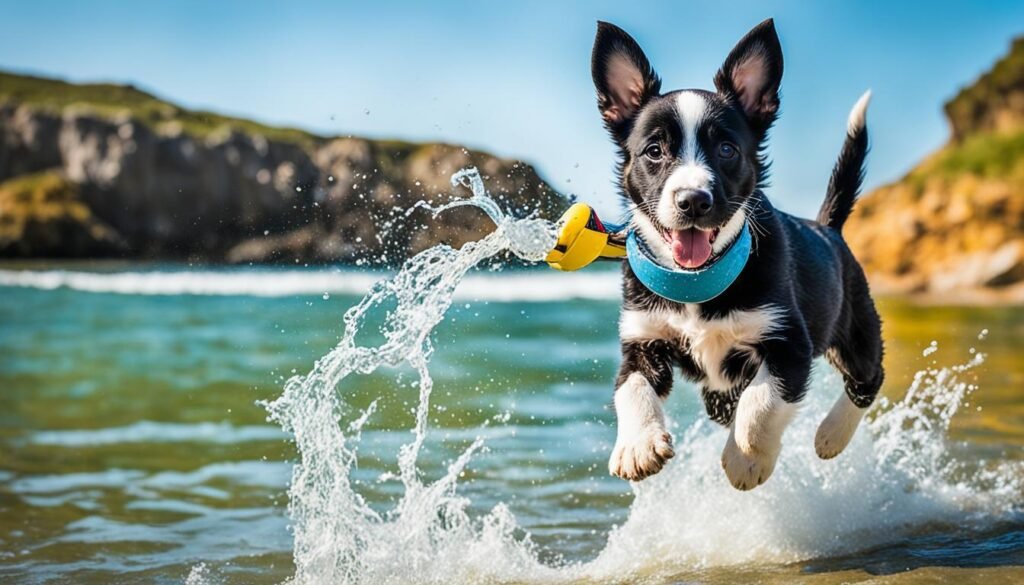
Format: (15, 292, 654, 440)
(2, 1, 1023, 220)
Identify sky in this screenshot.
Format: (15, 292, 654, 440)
(2, 0, 1023, 221)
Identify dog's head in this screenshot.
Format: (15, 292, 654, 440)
(592, 19, 782, 269)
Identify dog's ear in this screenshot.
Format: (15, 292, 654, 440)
(714, 19, 783, 134)
(592, 21, 661, 143)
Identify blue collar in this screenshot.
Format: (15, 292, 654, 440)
(625, 223, 752, 304)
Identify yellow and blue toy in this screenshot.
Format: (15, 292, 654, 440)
(544, 203, 627, 271)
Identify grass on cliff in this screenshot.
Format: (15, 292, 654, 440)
(0, 71, 321, 148)
(914, 130, 1024, 182)
(944, 37, 1024, 139)
(0, 170, 115, 242)
(0, 71, 439, 159)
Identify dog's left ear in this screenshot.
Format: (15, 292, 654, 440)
(714, 18, 783, 134)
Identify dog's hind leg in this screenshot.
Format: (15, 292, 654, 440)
(816, 291, 884, 459)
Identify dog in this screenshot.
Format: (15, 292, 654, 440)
(593, 19, 884, 490)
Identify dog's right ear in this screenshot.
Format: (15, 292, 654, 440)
(592, 21, 661, 144)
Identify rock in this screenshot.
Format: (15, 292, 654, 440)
(846, 36, 1024, 297)
(0, 170, 127, 257)
(944, 38, 1024, 141)
(0, 71, 567, 264)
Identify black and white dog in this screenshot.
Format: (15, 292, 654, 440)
(593, 19, 884, 490)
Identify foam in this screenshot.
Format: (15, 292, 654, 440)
(0, 268, 621, 302)
(28, 421, 285, 446)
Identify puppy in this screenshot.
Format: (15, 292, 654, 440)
(594, 19, 884, 490)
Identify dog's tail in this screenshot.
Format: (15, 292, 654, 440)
(818, 91, 871, 232)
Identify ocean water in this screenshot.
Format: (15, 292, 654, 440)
(2, 182, 1024, 584)
(1, 264, 1022, 584)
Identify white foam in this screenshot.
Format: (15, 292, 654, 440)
(28, 421, 285, 446)
(0, 268, 621, 302)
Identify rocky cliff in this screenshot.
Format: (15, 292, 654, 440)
(846, 37, 1024, 300)
(0, 72, 566, 264)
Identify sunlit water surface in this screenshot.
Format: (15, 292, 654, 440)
(1, 260, 1022, 581)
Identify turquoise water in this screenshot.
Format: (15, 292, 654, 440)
(1, 266, 1023, 584)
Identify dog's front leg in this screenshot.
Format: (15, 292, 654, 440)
(721, 349, 809, 490)
(608, 340, 676, 481)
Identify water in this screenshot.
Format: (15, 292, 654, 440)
(1, 171, 1023, 583)
(259, 168, 558, 584)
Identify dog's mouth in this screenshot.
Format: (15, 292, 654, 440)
(663, 227, 720, 269)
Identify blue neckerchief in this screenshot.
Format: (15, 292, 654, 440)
(622, 223, 752, 304)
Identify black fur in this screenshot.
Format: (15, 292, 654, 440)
(616, 339, 679, 398)
(819, 120, 869, 230)
(720, 347, 761, 389)
(713, 19, 784, 138)
(592, 21, 663, 144)
(597, 19, 884, 433)
(702, 386, 743, 426)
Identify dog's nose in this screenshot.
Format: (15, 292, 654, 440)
(675, 189, 713, 218)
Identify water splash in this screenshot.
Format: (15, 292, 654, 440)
(585, 348, 1022, 583)
(261, 168, 558, 584)
(256, 169, 1021, 585)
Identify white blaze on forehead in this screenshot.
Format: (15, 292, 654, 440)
(675, 91, 708, 163)
(657, 91, 714, 228)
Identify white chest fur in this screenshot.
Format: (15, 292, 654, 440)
(620, 304, 785, 391)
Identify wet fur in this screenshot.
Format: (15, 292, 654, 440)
(593, 19, 884, 489)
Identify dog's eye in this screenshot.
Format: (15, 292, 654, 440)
(718, 142, 737, 159)
(643, 144, 664, 161)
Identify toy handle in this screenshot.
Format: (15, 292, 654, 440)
(545, 203, 627, 271)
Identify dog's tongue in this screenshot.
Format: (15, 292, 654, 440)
(670, 228, 713, 268)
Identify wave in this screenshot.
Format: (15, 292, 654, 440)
(0, 268, 622, 302)
(27, 421, 286, 446)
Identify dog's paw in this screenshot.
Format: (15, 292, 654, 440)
(721, 431, 779, 491)
(609, 425, 674, 481)
(815, 395, 866, 460)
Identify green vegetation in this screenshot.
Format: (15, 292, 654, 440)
(915, 129, 1024, 181)
(901, 37, 1024, 188)
(0, 170, 122, 252)
(0, 71, 449, 158)
(1, 171, 81, 236)
(0, 170, 82, 217)
(944, 37, 1024, 140)
(0, 71, 321, 148)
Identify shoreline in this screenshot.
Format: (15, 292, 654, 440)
(2, 259, 1023, 306)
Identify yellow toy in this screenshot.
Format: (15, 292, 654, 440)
(545, 203, 626, 271)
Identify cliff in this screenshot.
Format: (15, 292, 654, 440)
(0, 71, 566, 264)
(846, 37, 1024, 300)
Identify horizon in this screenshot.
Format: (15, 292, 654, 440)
(2, 1, 1023, 220)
